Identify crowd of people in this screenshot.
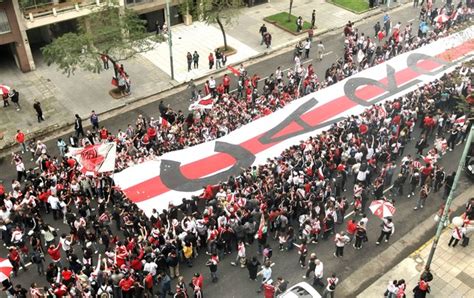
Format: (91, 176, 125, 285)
(1, 3, 473, 298)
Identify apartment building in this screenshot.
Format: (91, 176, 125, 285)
(0, 0, 266, 73)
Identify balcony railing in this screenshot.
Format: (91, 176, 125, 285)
(125, 0, 157, 7)
(20, 0, 98, 19)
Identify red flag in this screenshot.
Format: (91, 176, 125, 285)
(454, 115, 466, 124)
(68, 143, 116, 175)
(159, 116, 170, 128)
(188, 94, 215, 111)
(257, 213, 266, 239)
(227, 65, 240, 77)
(317, 167, 324, 181)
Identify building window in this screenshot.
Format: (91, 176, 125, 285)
(0, 10, 11, 34)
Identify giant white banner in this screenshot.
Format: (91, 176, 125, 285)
(115, 27, 474, 215)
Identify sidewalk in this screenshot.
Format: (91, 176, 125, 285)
(0, 0, 405, 152)
(353, 186, 474, 297)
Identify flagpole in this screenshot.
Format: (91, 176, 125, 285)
(165, 0, 175, 80)
(425, 126, 474, 271)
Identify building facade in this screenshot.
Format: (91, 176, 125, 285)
(1, 0, 267, 72)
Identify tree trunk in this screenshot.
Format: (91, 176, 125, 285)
(216, 15, 228, 51)
(288, 0, 293, 22)
(106, 54, 118, 77)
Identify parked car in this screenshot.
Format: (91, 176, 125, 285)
(277, 282, 322, 298)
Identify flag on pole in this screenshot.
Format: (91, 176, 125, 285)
(68, 142, 117, 175)
(256, 213, 266, 240)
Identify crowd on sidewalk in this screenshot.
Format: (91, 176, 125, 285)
(1, 3, 473, 298)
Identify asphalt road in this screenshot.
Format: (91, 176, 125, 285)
(1, 3, 472, 297)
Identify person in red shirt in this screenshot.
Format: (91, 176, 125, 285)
(208, 53, 214, 69)
(143, 272, 154, 297)
(52, 283, 68, 297)
(119, 274, 135, 297)
(203, 80, 210, 96)
(216, 83, 225, 99)
(263, 282, 276, 298)
(15, 130, 26, 153)
(147, 125, 157, 142)
(420, 163, 433, 185)
(223, 74, 231, 94)
(377, 30, 385, 42)
(191, 273, 204, 297)
(8, 247, 27, 276)
(99, 127, 109, 141)
(251, 74, 261, 89)
(47, 242, 62, 268)
(130, 247, 145, 271)
(61, 267, 74, 286)
(346, 219, 357, 242)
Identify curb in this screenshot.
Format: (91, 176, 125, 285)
(0, 2, 410, 158)
(338, 185, 474, 297)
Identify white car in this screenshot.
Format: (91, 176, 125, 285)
(277, 282, 322, 298)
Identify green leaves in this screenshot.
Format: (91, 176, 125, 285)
(182, 0, 243, 26)
(41, 2, 162, 76)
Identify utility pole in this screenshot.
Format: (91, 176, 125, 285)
(425, 125, 474, 270)
(165, 0, 175, 80)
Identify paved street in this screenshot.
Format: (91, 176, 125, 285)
(1, 1, 473, 297)
(0, 0, 400, 152)
(2, 121, 469, 297)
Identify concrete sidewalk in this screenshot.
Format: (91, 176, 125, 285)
(349, 186, 474, 297)
(0, 0, 406, 152)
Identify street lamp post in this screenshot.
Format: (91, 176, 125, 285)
(425, 125, 474, 270)
(165, 0, 175, 80)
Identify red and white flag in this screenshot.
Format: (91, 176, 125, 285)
(159, 116, 170, 128)
(454, 115, 466, 124)
(374, 105, 387, 119)
(227, 65, 240, 77)
(0, 84, 11, 97)
(256, 213, 266, 240)
(317, 167, 325, 181)
(112, 32, 474, 215)
(189, 94, 215, 111)
(68, 142, 116, 175)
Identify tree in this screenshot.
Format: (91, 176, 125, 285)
(182, 0, 244, 51)
(41, 1, 162, 77)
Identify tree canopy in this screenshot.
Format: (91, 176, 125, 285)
(182, 0, 244, 50)
(41, 1, 161, 76)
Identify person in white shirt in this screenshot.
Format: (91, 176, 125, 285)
(208, 76, 216, 97)
(47, 194, 60, 220)
(385, 280, 399, 298)
(59, 234, 72, 252)
(334, 232, 350, 257)
(376, 217, 395, 245)
(359, 214, 369, 229)
(143, 258, 158, 276)
(11, 227, 24, 246)
(356, 166, 369, 185)
(322, 273, 339, 298)
(312, 259, 324, 288)
(257, 261, 273, 293)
